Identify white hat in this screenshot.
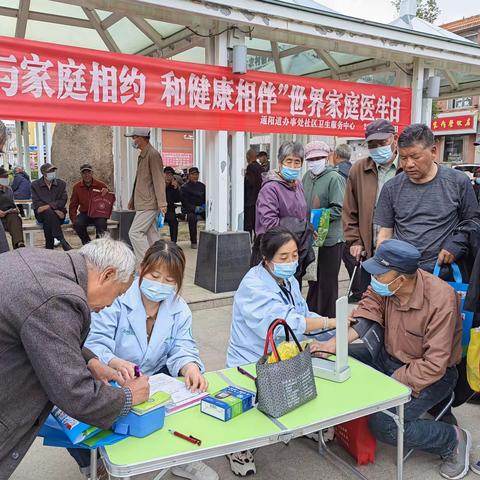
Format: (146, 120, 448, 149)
(124, 127, 151, 137)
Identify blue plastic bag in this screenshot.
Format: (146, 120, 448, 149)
(433, 262, 474, 355)
(156, 212, 164, 229)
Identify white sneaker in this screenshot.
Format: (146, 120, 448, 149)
(171, 461, 218, 480)
(228, 450, 256, 476)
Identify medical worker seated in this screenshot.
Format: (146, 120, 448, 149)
(82, 240, 217, 480)
(226, 226, 337, 476)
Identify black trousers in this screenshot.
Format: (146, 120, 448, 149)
(244, 205, 256, 237)
(342, 247, 371, 300)
(307, 242, 344, 318)
(35, 208, 65, 249)
(164, 210, 178, 243)
(187, 212, 205, 244)
(74, 213, 107, 245)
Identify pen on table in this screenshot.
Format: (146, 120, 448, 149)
(168, 429, 202, 446)
(237, 366, 257, 381)
(134, 365, 141, 378)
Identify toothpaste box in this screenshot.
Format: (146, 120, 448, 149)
(201, 386, 255, 421)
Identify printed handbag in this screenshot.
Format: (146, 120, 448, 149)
(256, 319, 317, 418)
(467, 327, 480, 392)
(310, 208, 330, 248)
(87, 189, 115, 219)
(433, 262, 473, 355)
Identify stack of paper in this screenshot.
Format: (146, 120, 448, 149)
(149, 373, 209, 415)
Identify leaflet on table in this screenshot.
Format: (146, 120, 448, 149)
(149, 373, 209, 415)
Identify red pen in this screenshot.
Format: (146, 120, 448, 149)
(168, 429, 202, 446)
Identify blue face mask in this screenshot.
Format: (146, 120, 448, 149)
(281, 166, 301, 182)
(140, 278, 176, 302)
(272, 260, 298, 279)
(476, 178, 480, 185)
(370, 275, 402, 297)
(369, 145, 393, 165)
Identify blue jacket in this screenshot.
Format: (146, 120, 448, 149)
(226, 264, 320, 367)
(11, 172, 31, 200)
(85, 279, 204, 376)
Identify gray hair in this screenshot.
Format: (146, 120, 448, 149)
(335, 144, 352, 162)
(79, 236, 136, 283)
(278, 141, 304, 164)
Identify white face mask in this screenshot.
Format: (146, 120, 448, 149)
(0, 178, 8, 187)
(307, 158, 327, 176)
(131, 139, 139, 149)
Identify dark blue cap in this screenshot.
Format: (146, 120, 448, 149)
(362, 239, 421, 275)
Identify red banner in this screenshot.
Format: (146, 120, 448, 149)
(0, 36, 412, 137)
(432, 114, 477, 134)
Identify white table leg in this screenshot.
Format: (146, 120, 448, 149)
(90, 448, 98, 480)
(396, 404, 404, 480)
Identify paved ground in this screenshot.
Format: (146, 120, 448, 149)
(8, 229, 480, 480)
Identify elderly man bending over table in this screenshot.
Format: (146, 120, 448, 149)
(312, 239, 470, 480)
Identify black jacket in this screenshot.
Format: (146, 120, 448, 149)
(166, 184, 181, 212)
(31, 177, 68, 214)
(181, 181, 206, 213)
(244, 162, 264, 207)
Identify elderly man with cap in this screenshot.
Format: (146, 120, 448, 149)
(342, 119, 401, 302)
(303, 140, 346, 318)
(31, 163, 72, 250)
(312, 239, 470, 480)
(0, 165, 25, 249)
(375, 124, 477, 275)
(125, 127, 167, 261)
(164, 166, 182, 243)
(181, 167, 206, 249)
(69, 163, 110, 245)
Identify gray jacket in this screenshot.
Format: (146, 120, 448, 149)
(0, 249, 126, 479)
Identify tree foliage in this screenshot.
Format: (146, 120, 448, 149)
(392, 0, 441, 24)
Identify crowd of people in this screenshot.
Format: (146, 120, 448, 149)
(1, 119, 480, 480)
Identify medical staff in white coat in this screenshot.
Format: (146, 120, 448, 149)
(84, 240, 217, 480)
(226, 226, 337, 476)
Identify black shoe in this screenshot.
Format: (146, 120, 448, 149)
(60, 239, 72, 251)
(15, 242, 26, 249)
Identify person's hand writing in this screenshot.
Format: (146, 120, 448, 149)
(309, 337, 337, 358)
(125, 376, 150, 405)
(181, 363, 208, 393)
(87, 358, 124, 386)
(109, 357, 137, 382)
(350, 245, 364, 261)
(438, 249, 455, 265)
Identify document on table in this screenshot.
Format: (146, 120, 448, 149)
(149, 373, 209, 415)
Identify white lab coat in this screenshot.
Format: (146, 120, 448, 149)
(226, 264, 321, 367)
(85, 279, 203, 376)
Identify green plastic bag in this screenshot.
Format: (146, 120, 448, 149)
(311, 208, 331, 248)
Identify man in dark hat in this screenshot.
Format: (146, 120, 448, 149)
(31, 163, 72, 250)
(0, 165, 25, 249)
(311, 239, 470, 480)
(342, 119, 401, 302)
(69, 163, 110, 245)
(181, 167, 206, 249)
(164, 166, 182, 243)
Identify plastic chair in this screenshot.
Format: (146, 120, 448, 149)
(403, 391, 455, 462)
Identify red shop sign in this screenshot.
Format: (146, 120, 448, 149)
(0, 36, 412, 137)
(432, 114, 477, 134)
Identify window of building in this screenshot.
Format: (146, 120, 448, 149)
(443, 136, 464, 163)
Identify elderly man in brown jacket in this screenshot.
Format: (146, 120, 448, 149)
(0, 237, 150, 479)
(311, 239, 470, 480)
(126, 128, 167, 262)
(342, 119, 400, 302)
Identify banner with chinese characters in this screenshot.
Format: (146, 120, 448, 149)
(0, 36, 412, 137)
(432, 113, 478, 135)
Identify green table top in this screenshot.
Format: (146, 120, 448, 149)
(103, 358, 409, 469)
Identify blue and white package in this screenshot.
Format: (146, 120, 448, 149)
(201, 386, 254, 422)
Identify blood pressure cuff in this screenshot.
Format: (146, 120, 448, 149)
(352, 317, 385, 361)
